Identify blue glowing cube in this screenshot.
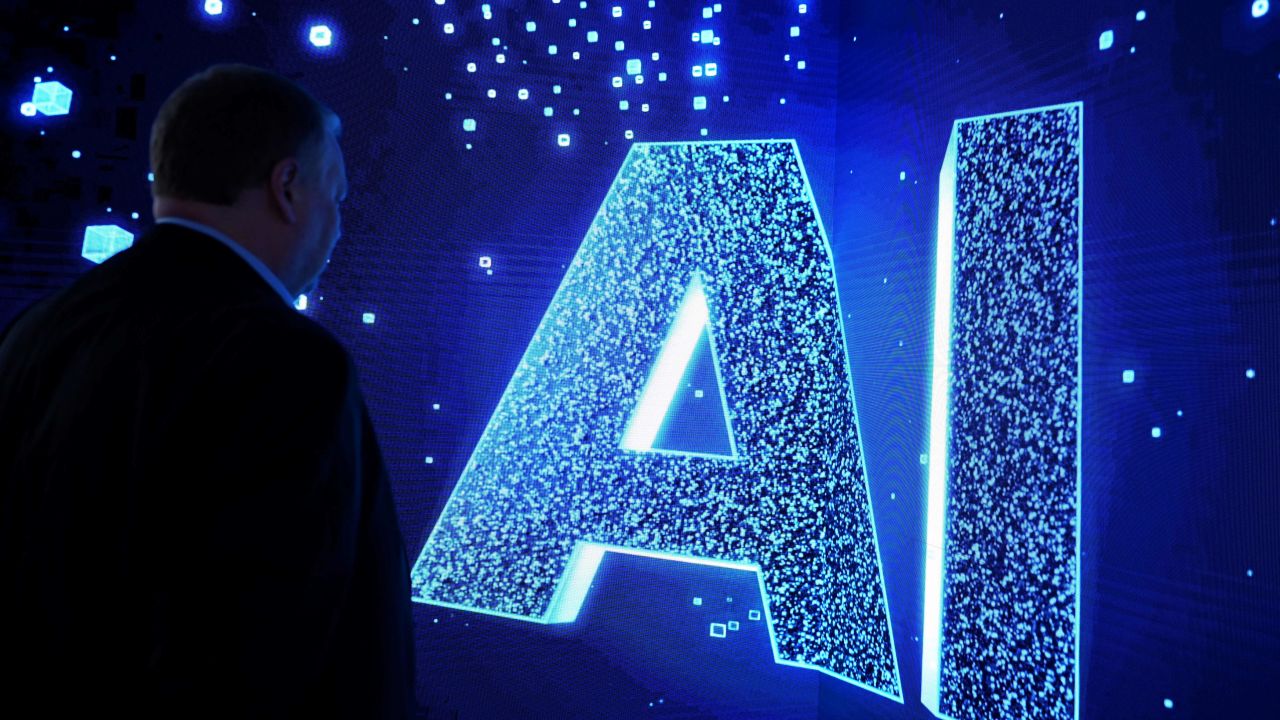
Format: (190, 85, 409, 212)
(81, 225, 134, 264)
(309, 25, 333, 48)
(709, 623, 727, 638)
(1122, 369, 1134, 383)
(693, 96, 707, 110)
(32, 81, 73, 116)
(463, 118, 476, 132)
(626, 58, 642, 75)
(557, 133, 571, 147)
(362, 312, 376, 324)
(748, 610, 761, 621)
(728, 620, 740, 631)
(1098, 30, 1114, 51)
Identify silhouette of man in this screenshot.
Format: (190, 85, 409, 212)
(0, 64, 414, 718)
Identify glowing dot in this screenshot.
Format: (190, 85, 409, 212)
(1099, 30, 1114, 51)
(557, 133, 571, 146)
(1136, 9, 1147, 21)
(1252, 0, 1269, 19)
(412, 18, 420, 25)
(692, 65, 703, 78)
(479, 256, 492, 268)
(700, 128, 708, 136)
(800, 3, 808, 12)
(899, 171, 906, 181)
(694, 389, 705, 398)
(362, 313, 376, 324)
(1176, 410, 1183, 417)
(425, 456, 434, 464)
(130, 212, 139, 220)
(705, 62, 717, 76)
(309, 25, 333, 48)
(109, 55, 117, 61)
(624, 130, 634, 139)
(518, 88, 529, 100)
(693, 96, 707, 110)
(487, 88, 496, 98)
(612, 5, 622, 17)
(1123, 370, 1135, 383)
(147, 172, 154, 182)
(569, 19, 577, 27)
(71, 150, 81, 159)
(548, 44, 558, 55)
(797, 60, 806, 70)
(467, 62, 477, 72)
(544, 106, 554, 117)
(587, 30, 598, 42)
(627, 58, 642, 74)
(1151, 426, 1162, 438)
(615, 40, 625, 51)
(1164, 699, 1174, 710)
(1246, 368, 1256, 379)
(444, 23, 455, 34)
(693, 596, 702, 605)
(496, 53, 505, 63)
(553, 84, 562, 94)
(612, 76, 623, 87)
(619, 100, 630, 110)
(295, 295, 308, 311)
(19, 102, 36, 117)
(1247, 568, 1254, 577)
(204, 0, 224, 16)
(643, 20, 651, 29)
(790, 26, 800, 37)
(463, 118, 476, 132)
(659, 72, 667, 81)
(526, 21, 537, 32)
(780, 97, 787, 104)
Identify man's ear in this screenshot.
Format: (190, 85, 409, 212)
(269, 157, 301, 225)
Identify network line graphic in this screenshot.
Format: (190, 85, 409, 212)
(412, 140, 902, 699)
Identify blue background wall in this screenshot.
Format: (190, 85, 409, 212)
(1, 1, 1276, 717)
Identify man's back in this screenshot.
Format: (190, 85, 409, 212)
(0, 223, 414, 718)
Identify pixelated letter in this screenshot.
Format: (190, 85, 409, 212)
(412, 141, 901, 699)
(922, 104, 1083, 720)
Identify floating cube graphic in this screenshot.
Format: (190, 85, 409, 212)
(32, 81, 73, 116)
(81, 225, 134, 264)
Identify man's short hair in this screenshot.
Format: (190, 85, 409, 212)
(150, 64, 340, 206)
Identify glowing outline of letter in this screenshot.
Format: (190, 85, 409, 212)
(921, 103, 1083, 720)
(412, 140, 902, 702)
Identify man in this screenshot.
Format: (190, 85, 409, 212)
(0, 65, 414, 718)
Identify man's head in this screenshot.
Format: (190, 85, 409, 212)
(150, 64, 347, 298)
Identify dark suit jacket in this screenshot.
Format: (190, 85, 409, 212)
(0, 223, 414, 718)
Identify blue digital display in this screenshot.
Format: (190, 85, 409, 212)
(1, 2, 1276, 718)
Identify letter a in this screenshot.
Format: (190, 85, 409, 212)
(412, 141, 902, 699)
